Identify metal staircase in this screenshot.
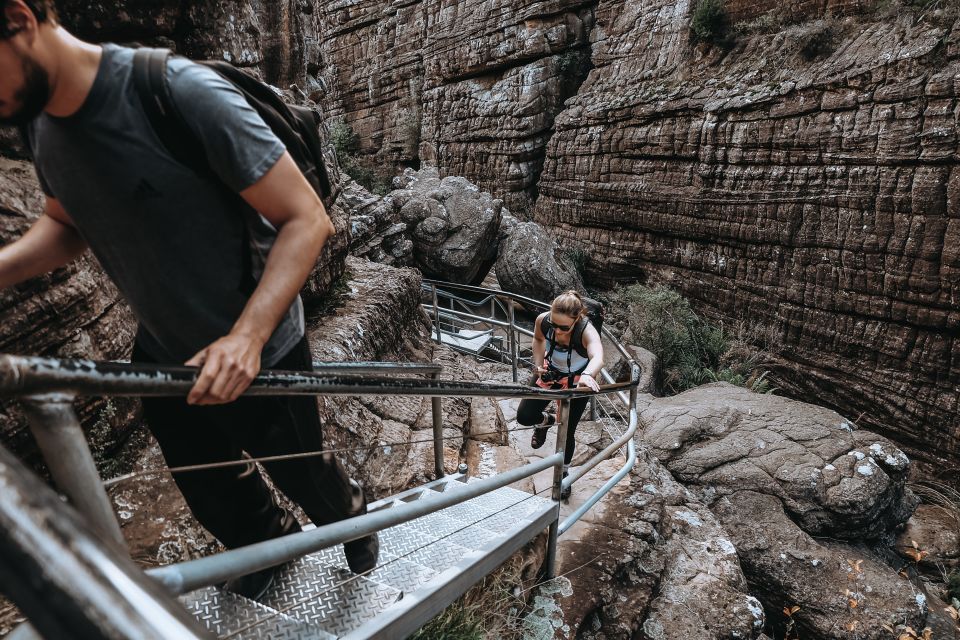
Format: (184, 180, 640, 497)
(0, 282, 639, 640)
(181, 476, 555, 640)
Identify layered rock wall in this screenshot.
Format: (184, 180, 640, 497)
(316, 0, 597, 213)
(532, 3, 960, 474)
(7, 0, 958, 478)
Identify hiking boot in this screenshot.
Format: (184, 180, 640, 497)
(223, 508, 300, 601)
(530, 413, 556, 450)
(344, 480, 379, 574)
(223, 565, 278, 601)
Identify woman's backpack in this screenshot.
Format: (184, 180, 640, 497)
(541, 297, 605, 358)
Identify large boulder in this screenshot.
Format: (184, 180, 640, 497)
(392, 168, 503, 283)
(641, 383, 917, 539)
(494, 221, 584, 303)
(348, 168, 505, 284)
(639, 383, 943, 639)
(714, 491, 928, 640)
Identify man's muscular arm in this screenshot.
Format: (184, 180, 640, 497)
(0, 197, 87, 289)
(185, 151, 334, 405)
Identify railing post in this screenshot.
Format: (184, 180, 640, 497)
(431, 371, 445, 479)
(589, 396, 597, 421)
(0, 441, 211, 640)
(508, 299, 518, 382)
(432, 283, 441, 343)
(20, 394, 126, 550)
(545, 398, 569, 580)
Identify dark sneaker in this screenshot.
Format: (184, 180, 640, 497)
(344, 479, 379, 574)
(345, 532, 380, 574)
(530, 414, 556, 449)
(560, 470, 571, 502)
(223, 565, 278, 601)
(223, 508, 300, 601)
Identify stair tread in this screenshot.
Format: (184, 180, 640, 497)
(258, 556, 402, 637)
(181, 586, 336, 640)
(183, 482, 554, 638)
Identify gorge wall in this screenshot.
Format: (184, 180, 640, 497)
(5, 1, 957, 475)
(532, 3, 960, 476)
(317, 1, 960, 478)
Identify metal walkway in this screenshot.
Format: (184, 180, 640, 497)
(182, 476, 553, 639)
(0, 281, 639, 640)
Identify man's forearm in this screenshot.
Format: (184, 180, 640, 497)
(0, 215, 87, 289)
(231, 213, 333, 345)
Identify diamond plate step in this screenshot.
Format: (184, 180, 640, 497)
(181, 586, 334, 640)
(258, 555, 402, 637)
(182, 477, 555, 639)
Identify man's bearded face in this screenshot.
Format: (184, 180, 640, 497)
(0, 49, 50, 127)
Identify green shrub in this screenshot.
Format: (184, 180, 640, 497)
(691, 0, 729, 45)
(410, 602, 484, 640)
(562, 247, 588, 279)
(615, 284, 776, 395)
(330, 122, 394, 195)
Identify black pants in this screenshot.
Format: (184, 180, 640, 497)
(516, 391, 589, 465)
(134, 337, 361, 549)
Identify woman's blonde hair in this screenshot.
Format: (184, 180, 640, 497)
(551, 290, 586, 320)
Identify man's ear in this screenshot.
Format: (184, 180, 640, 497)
(3, 0, 39, 42)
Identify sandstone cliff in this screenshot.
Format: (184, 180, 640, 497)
(532, 3, 960, 477)
(314, 1, 959, 479)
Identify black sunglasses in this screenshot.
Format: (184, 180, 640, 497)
(550, 316, 573, 332)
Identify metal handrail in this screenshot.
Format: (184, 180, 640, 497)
(562, 384, 639, 490)
(147, 456, 562, 595)
(425, 282, 643, 550)
(0, 354, 635, 400)
(0, 440, 211, 639)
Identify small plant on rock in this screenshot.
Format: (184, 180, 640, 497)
(330, 122, 394, 195)
(611, 284, 777, 394)
(691, 0, 730, 46)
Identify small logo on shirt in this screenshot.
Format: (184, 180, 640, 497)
(134, 178, 162, 200)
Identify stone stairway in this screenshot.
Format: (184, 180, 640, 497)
(181, 475, 556, 639)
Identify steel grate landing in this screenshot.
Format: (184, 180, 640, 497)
(180, 474, 555, 639)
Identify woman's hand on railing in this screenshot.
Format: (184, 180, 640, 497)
(577, 373, 600, 392)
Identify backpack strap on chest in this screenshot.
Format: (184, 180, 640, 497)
(132, 48, 214, 180)
(570, 317, 590, 359)
(132, 48, 255, 294)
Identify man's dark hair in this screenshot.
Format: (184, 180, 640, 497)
(1, 0, 58, 38)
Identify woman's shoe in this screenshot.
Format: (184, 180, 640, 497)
(530, 414, 556, 449)
(560, 471, 571, 501)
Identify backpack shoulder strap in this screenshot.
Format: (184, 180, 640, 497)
(132, 48, 209, 178)
(571, 317, 590, 359)
(539, 312, 554, 337)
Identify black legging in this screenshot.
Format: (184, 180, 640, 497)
(517, 395, 589, 465)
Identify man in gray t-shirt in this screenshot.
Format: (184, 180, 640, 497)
(0, 0, 377, 599)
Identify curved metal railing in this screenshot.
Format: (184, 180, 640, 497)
(421, 281, 641, 533)
(0, 281, 640, 640)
